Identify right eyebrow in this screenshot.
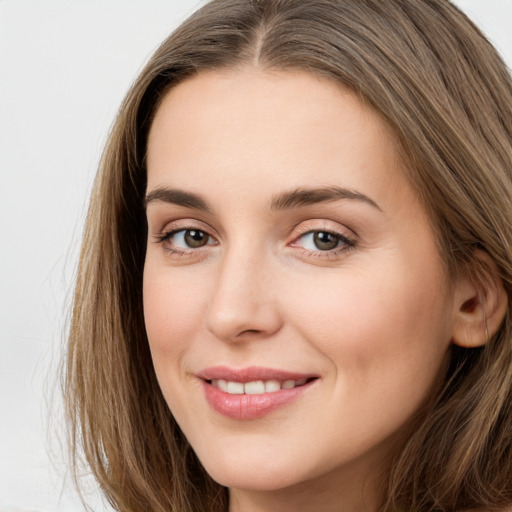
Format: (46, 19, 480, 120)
(270, 186, 381, 211)
(144, 187, 212, 212)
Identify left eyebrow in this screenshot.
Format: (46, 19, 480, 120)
(270, 186, 382, 211)
(144, 187, 213, 212)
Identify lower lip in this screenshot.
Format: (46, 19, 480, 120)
(201, 380, 315, 420)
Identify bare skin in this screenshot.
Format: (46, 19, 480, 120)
(143, 68, 504, 511)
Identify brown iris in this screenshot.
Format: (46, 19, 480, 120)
(184, 229, 209, 248)
(313, 231, 340, 251)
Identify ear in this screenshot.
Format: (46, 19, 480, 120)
(452, 250, 508, 348)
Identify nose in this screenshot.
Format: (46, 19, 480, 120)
(205, 247, 283, 343)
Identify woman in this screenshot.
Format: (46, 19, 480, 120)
(65, 1, 512, 511)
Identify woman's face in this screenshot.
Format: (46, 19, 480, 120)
(144, 69, 458, 504)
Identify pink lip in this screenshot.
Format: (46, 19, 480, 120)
(197, 366, 318, 420)
(197, 365, 315, 382)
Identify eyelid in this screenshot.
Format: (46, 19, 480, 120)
(288, 220, 358, 255)
(152, 218, 219, 255)
(290, 219, 357, 240)
(152, 218, 218, 238)
(156, 228, 217, 245)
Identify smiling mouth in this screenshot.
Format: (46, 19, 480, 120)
(199, 368, 319, 420)
(207, 377, 316, 395)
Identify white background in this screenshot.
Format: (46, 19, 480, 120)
(0, 1, 511, 511)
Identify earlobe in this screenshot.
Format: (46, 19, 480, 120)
(451, 250, 508, 348)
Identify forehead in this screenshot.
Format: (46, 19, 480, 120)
(146, 68, 415, 217)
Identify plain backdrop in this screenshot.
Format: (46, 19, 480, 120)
(0, 1, 511, 511)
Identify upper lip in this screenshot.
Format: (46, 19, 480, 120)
(196, 366, 318, 382)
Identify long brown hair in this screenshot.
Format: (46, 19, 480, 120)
(65, 1, 512, 510)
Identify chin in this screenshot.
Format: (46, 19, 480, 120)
(195, 444, 308, 492)
(208, 467, 302, 492)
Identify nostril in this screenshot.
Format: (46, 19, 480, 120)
(205, 290, 283, 342)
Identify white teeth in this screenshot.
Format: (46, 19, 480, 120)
(244, 380, 265, 394)
(282, 380, 295, 389)
(264, 380, 281, 393)
(211, 378, 311, 394)
(226, 381, 244, 394)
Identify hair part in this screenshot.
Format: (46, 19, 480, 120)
(66, 1, 512, 511)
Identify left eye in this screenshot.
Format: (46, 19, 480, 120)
(166, 229, 215, 249)
(295, 231, 350, 251)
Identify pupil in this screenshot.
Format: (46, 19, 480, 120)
(185, 230, 207, 248)
(313, 231, 339, 250)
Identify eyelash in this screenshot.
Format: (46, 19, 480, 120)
(290, 228, 357, 258)
(154, 228, 218, 256)
(153, 225, 357, 258)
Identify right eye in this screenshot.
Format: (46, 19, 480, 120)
(174, 229, 211, 248)
(158, 228, 217, 251)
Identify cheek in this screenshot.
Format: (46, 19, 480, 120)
(143, 265, 205, 370)
(284, 260, 452, 401)
(142, 263, 215, 429)
(279, 268, 451, 460)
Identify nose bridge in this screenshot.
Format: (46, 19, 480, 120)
(205, 237, 281, 342)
